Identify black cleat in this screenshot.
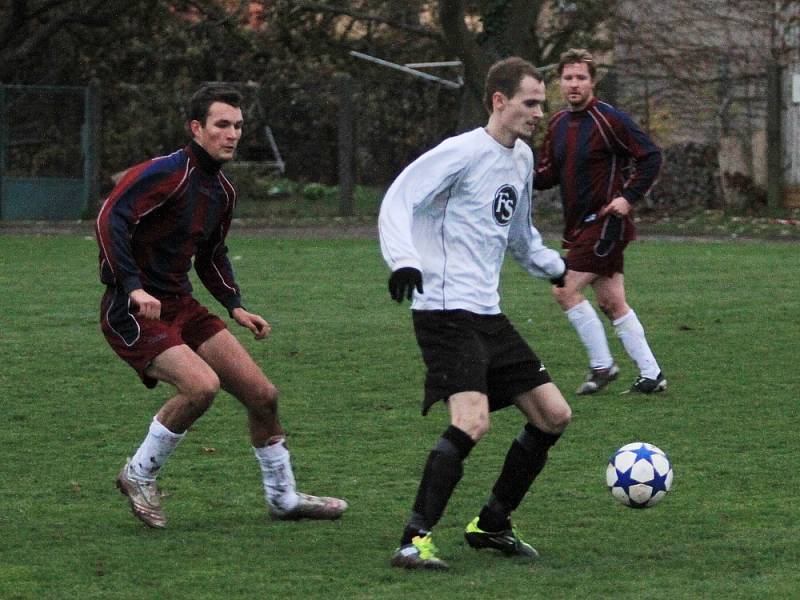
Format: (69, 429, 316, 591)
(464, 517, 538, 558)
(576, 363, 620, 395)
(391, 534, 449, 570)
(624, 372, 667, 394)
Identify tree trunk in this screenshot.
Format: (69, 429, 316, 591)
(438, 0, 493, 131)
(437, 0, 556, 131)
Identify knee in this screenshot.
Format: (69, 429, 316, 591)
(596, 297, 615, 319)
(249, 381, 280, 417)
(553, 287, 583, 311)
(549, 404, 572, 433)
(184, 372, 220, 413)
(457, 413, 490, 441)
(598, 297, 630, 321)
(551, 286, 569, 308)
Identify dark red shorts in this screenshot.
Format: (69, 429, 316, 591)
(100, 288, 227, 388)
(565, 239, 629, 277)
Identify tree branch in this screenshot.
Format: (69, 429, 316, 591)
(291, 1, 442, 39)
(1, 0, 29, 52)
(0, 0, 116, 65)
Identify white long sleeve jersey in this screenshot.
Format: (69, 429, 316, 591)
(379, 127, 565, 314)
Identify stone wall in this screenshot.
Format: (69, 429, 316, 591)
(647, 143, 723, 212)
(533, 142, 779, 214)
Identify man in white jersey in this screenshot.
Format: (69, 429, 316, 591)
(379, 57, 572, 570)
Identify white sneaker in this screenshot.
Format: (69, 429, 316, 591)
(116, 460, 166, 528)
(269, 492, 348, 521)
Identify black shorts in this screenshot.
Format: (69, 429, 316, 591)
(412, 309, 552, 416)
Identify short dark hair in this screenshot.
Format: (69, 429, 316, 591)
(483, 57, 543, 114)
(188, 83, 243, 125)
(557, 48, 596, 79)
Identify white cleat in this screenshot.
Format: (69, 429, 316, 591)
(116, 460, 166, 529)
(269, 492, 348, 521)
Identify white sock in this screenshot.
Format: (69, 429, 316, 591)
(566, 299, 614, 370)
(129, 417, 186, 482)
(253, 439, 299, 512)
(613, 310, 661, 379)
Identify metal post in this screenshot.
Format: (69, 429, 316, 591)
(766, 59, 784, 215)
(0, 86, 5, 220)
(335, 72, 355, 217)
(601, 69, 617, 107)
(84, 82, 102, 217)
(349, 51, 462, 89)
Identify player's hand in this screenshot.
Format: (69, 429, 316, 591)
(599, 196, 632, 218)
(550, 258, 567, 288)
(232, 307, 271, 340)
(129, 289, 161, 320)
(388, 267, 423, 303)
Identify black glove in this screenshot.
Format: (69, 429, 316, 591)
(388, 267, 423, 303)
(550, 258, 567, 288)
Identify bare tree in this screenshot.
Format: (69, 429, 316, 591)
(439, 0, 616, 128)
(289, 0, 615, 130)
(0, 0, 119, 81)
(613, 0, 799, 210)
(613, 0, 799, 141)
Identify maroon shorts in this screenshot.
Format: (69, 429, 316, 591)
(565, 239, 629, 278)
(100, 288, 227, 388)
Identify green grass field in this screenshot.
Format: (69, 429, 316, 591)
(1, 233, 798, 599)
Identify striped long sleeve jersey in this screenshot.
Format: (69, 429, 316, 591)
(95, 141, 242, 314)
(534, 97, 662, 246)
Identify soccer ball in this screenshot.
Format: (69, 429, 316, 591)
(606, 442, 673, 508)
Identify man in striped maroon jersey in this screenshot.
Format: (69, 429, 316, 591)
(535, 49, 667, 396)
(96, 84, 346, 528)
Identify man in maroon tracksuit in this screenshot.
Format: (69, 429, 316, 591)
(96, 84, 346, 528)
(535, 49, 667, 396)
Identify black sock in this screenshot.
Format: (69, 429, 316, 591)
(400, 523, 429, 546)
(401, 426, 475, 545)
(477, 501, 510, 532)
(480, 424, 562, 528)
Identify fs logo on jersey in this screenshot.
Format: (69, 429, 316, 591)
(492, 185, 518, 226)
